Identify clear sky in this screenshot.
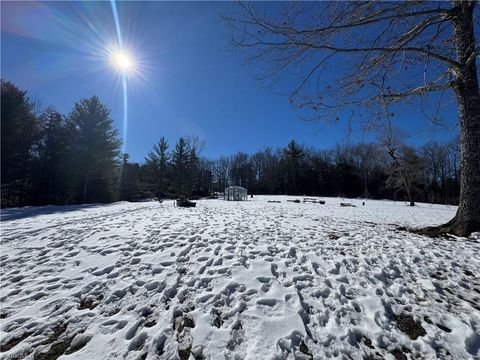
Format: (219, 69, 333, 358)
(1, 1, 459, 162)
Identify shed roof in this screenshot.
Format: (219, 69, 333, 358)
(226, 186, 247, 190)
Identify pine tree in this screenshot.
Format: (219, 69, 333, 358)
(144, 137, 170, 197)
(119, 154, 140, 201)
(187, 147, 199, 195)
(33, 106, 70, 204)
(172, 137, 189, 195)
(283, 140, 305, 195)
(67, 96, 122, 203)
(1, 80, 40, 207)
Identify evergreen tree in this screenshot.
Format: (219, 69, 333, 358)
(1, 80, 40, 207)
(33, 107, 70, 204)
(67, 96, 122, 203)
(172, 137, 189, 195)
(187, 147, 199, 196)
(119, 154, 140, 202)
(0, 81, 464, 208)
(283, 140, 305, 195)
(144, 137, 170, 197)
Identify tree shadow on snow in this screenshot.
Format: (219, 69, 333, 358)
(0, 203, 104, 222)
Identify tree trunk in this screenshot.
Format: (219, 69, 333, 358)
(387, 150, 415, 206)
(83, 172, 89, 203)
(292, 164, 297, 195)
(418, 1, 480, 236)
(448, 1, 480, 235)
(399, 167, 415, 207)
(363, 167, 369, 199)
(403, 177, 415, 207)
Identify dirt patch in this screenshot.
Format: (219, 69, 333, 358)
(213, 315, 223, 328)
(178, 346, 191, 360)
(395, 314, 426, 340)
(175, 311, 195, 334)
(39, 324, 68, 346)
(363, 336, 375, 349)
(34, 338, 73, 360)
(390, 348, 407, 360)
(328, 233, 340, 240)
(145, 319, 157, 328)
(211, 309, 223, 328)
(0, 331, 32, 352)
(299, 341, 313, 358)
(33, 323, 74, 360)
(78, 295, 103, 310)
(183, 317, 195, 329)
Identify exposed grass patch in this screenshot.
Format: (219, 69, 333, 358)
(395, 314, 426, 340)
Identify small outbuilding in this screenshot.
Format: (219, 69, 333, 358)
(225, 186, 248, 201)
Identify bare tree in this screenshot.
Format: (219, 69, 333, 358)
(446, 137, 461, 183)
(230, 152, 251, 187)
(184, 135, 206, 156)
(379, 127, 417, 206)
(422, 141, 449, 203)
(213, 156, 231, 192)
(225, 1, 480, 236)
(351, 142, 383, 200)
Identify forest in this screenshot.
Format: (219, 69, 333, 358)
(1, 79, 460, 208)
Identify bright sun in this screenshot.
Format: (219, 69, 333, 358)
(112, 52, 133, 71)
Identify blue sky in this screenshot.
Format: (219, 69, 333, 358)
(1, 1, 459, 162)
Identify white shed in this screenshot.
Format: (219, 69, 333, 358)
(225, 186, 247, 201)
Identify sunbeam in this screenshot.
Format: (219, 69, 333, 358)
(109, 0, 123, 46)
(110, 0, 128, 155)
(122, 76, 128, 154)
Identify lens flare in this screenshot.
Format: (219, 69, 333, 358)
(110, 0, 128, 155)
(112, 51, 133, 71)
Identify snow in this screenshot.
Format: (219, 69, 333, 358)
(1, 196, 479, 359)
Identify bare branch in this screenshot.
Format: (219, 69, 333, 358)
(382, 83, 453, 101)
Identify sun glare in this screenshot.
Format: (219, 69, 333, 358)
(112, 52, 133, 71)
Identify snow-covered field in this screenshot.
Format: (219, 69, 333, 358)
(1, 196, 479, 360)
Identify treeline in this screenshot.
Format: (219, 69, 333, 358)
(120, 134, 461, 206)
(1, 80, 121, 207)
(209, 139, 460, 204)
(1, 80, 460, 208)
